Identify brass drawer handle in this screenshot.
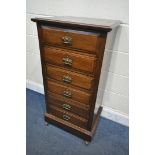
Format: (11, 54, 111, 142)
(63, 91, 72, 98)
(62, 104, 71, 110)
(63, 114, 70, 121)
(62, 36, 72, 45)
(63, 57, 72, 66)
(63, 75, 72, 83)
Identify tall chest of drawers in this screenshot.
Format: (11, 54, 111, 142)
(31, 17, 120, 142)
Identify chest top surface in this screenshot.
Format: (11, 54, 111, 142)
(31, 16, 120, 32)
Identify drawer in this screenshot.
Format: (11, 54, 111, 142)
(47, 105, 88, 128)
(47, 92, 89, 119)
(43, 46, 97, 74)
(46, 65, 95, 90)
(47, 80, 91, 105)
(41, 27, 99, 53)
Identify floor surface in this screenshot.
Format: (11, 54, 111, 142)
(26, 89, 129, 155)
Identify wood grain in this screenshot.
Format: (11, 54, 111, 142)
(46, 80, 92, 105)
(47, 105, 88, 128)
(46, 65, 95, 90)
(43, 46, 97, 74)
(47, 92, 90, 119)
(41, 26, 99, 52)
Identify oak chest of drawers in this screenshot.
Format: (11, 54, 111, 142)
(32, 16, 120, 142)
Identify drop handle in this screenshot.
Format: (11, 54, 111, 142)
(63, 91, 72, 98)
(62, 36, 72, 45)
(63, 75, 72, 83)
(63, 114, 70, 121)
(62, 104, 71, 110)
(62, 56, 72, 66)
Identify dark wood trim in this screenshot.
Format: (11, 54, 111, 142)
(91, 106, 102, 137)
(31, 17, 120, 33)
(87, 35, 107, 130)
(37, 23, 49, 113)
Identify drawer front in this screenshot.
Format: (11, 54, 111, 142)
(47, 93, 89, 119)
(46, 65, 94, 90)
(47, 80, 91, 105)
(47, 105, 88, 128)
(41, 27, 98, 53)
(43, 46, 97, 74)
